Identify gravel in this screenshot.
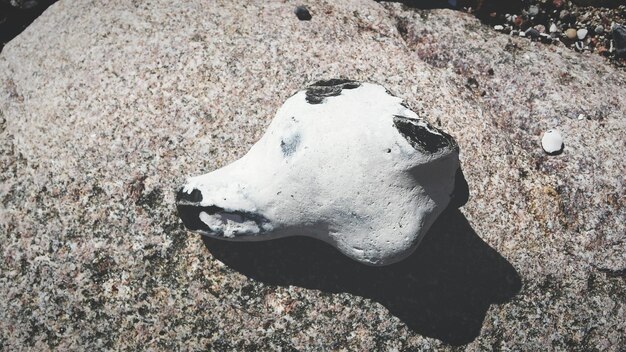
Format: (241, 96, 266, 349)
(461, 0, 626, 68)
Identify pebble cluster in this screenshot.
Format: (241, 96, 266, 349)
(469, 0, 626, 65)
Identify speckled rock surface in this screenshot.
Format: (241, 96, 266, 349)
(0, 0, 624, 350)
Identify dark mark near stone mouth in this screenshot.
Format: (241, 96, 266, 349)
(176, 188, 203, 203)
(176, 203, 271, 237)
(177, 204, 223, 231)
(393, 115, 458, 154)
(305, 79, 361, 104)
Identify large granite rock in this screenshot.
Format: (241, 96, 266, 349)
(0, 0, 623, 350)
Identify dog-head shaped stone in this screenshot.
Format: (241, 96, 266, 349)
(177, 79, 468, 265)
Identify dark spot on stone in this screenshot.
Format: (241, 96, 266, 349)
(598, 267, 626, 278)
(386, 148, 392, 153)
(280, 133, 301, 157)
(466, 77, 479, 89)
(86, 254, 115, 284)
(587, 272, 597, 292)
(518, 168, 528, 178)
(176, 187, 203, 203)
(305, 79, 360, 104)
(128, 174, 147, 203)
(504, 41, 521, 53)
(312, 78, 359, 88)
(294, 6, 312, 21)
(487, 68, 495, 76)
(396, 16, 409, 41)
(138, 188, 164, 210)
(393, 115, 457, 153)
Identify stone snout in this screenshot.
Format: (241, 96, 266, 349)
(176, 80, 469, 266)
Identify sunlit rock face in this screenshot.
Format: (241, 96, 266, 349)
(177, 80, 468, 266)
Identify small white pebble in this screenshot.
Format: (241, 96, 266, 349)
(541, 129, 564, 155)
(575, 41, 585, 51)
(595, 25, 604, 34)
(577, 28, 588, 40)
(550, 23, 558, 33)
(577, 114, 585, 120)
(494, 25, 504, 31)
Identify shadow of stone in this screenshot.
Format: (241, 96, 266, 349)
(0, 0, 59, 53)
(377, 0, 524, 23)
(202, 207, 521, 346)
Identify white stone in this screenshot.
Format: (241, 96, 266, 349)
(577, 28, 588, 40)
(575, 41, 585, 51)
(541, 129, 564, 154)
(550, 23, 558, 33)
(176, 81, 467, 266)
(494, 25, 504, 31)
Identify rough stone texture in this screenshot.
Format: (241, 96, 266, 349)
(0, 0, 624, 350)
